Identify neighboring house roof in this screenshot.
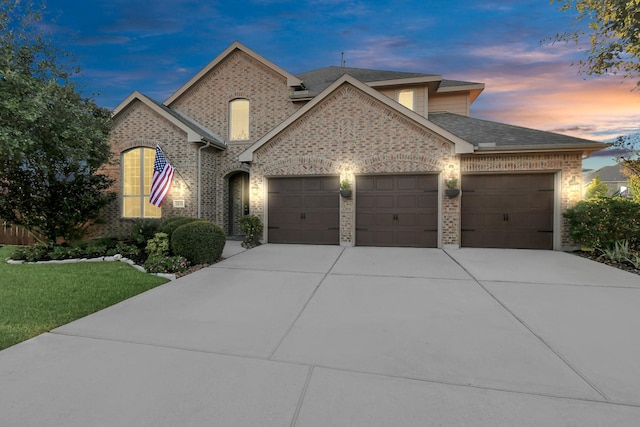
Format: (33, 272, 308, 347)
(584, 165, 629, 184)
(165, 41, 304, 106)
(428, 112, 607, 153)
(239, 74, 475, 162)
(112, 91, 226, 149)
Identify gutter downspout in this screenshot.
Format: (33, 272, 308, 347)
(197, 141, 211, 218)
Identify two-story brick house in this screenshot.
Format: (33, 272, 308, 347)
(102, 41, 605, 250)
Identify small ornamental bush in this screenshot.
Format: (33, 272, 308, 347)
(129, 218, 161, 245)
(238, 214, 263, 248)
(48, 246, 69, 260)
(10, 244, 49, 262)
(144, 254, 190, 274)
(145, 233, 170, 257)
(114, 242, 142, 258)
(171, 220, 226, 265)
(563, 198, 640, 250)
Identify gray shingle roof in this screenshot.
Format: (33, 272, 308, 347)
(148, 96, 226, 148)
(428, 112, 604, 150)
(584, 165, 628, 183)
(296, 66, 439, 94)
(439, 79, 483, 88)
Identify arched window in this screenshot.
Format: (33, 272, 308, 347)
(122, 147, 161, 218)
(229, 99, 250, 141)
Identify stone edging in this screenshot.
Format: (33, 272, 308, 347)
(5, 254, 177, 281)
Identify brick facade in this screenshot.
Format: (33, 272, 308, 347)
(98, 100, 203, 238)
(250, 83, 459, 246)
(102, 42, 594, 250)
(461, 152, 583, 249)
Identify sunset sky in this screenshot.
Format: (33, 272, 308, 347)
(40, 0, 639, 168)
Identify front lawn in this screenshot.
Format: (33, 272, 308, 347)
(0, 246, 168, 351)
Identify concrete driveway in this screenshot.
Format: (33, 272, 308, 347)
(1, 243, 639, 426)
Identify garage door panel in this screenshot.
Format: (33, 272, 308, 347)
(269, 179, 302, 192)
(302, 229, 339, 244)
(357, 176, 375, 191)
(356, 174, 438, 248)
(268, 176, 339, 245)
(417, 212, 438, 229)
(357, 195, 375, 209)
(522, 212, 554, 229)
(269, 211, 303, 227)
(461, 174, 554, 249)
(397, 176, 419, 190)
(374, 195, 395, 208)
(303, 194, 339, 209)
(374, 176, 395, 191)
(397, 213, 418, 227)
(397, 195, 418, 209)
(357, 230, 394, 246)
(305, 212, 341, 227)
(374, 213, 395, 227)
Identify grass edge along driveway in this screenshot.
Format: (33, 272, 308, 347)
(0, 245, 168, 351)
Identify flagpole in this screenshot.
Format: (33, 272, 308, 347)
(156, 144, 191, 191)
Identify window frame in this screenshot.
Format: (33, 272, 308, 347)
(121, 147, 161, 219)
(229, 98, 250, 141)
(397, 89, 415, 111)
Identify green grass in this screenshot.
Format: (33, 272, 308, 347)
(0, 246, 168, 351)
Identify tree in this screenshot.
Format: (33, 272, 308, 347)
(0, 0, 115, 244)
(550, 0, 640, 88)
(584, 174, 610, 198)
(614, 133, 640, 177)
(628, 174, 640, 202)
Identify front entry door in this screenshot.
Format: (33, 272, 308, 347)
(229, 172, 250, 236)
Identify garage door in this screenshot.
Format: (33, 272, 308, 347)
(356, 175, 438, 247)
(461, 174, 554, 249)
(267, 176, 340, 244)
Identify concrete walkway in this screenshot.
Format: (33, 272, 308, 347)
(1, 243, 639, 426)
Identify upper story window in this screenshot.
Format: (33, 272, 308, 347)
(122, 147, 161, 218)
(229, 99, 250, 141)
(397, 89, 414, 111)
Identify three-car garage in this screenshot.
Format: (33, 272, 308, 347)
(266, 173, 555, 250)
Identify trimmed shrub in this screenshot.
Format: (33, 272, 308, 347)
(160, 217, 201, 242)
(159, 216, 192, 231)
(171, 220, 226, 265)
(563, 198, 640, 250)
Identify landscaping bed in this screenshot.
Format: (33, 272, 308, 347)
(573, 250, 640, 277)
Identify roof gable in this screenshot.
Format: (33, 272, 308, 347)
(112, 91, 226, 149)
(165, 41, 303, 106)
(239, 74, 474, 162)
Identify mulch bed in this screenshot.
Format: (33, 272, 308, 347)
(175, 263, 210, 278)
(573, 251, 640, 277)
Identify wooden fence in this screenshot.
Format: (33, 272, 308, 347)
(1, 220, 40, 246)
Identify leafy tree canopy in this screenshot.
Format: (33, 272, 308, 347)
(550, 0, 640, 88)
(0, 0, 115, 244)
(584, 174, 610, 198)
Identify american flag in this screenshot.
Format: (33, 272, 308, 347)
(149, 145, 175, 207)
